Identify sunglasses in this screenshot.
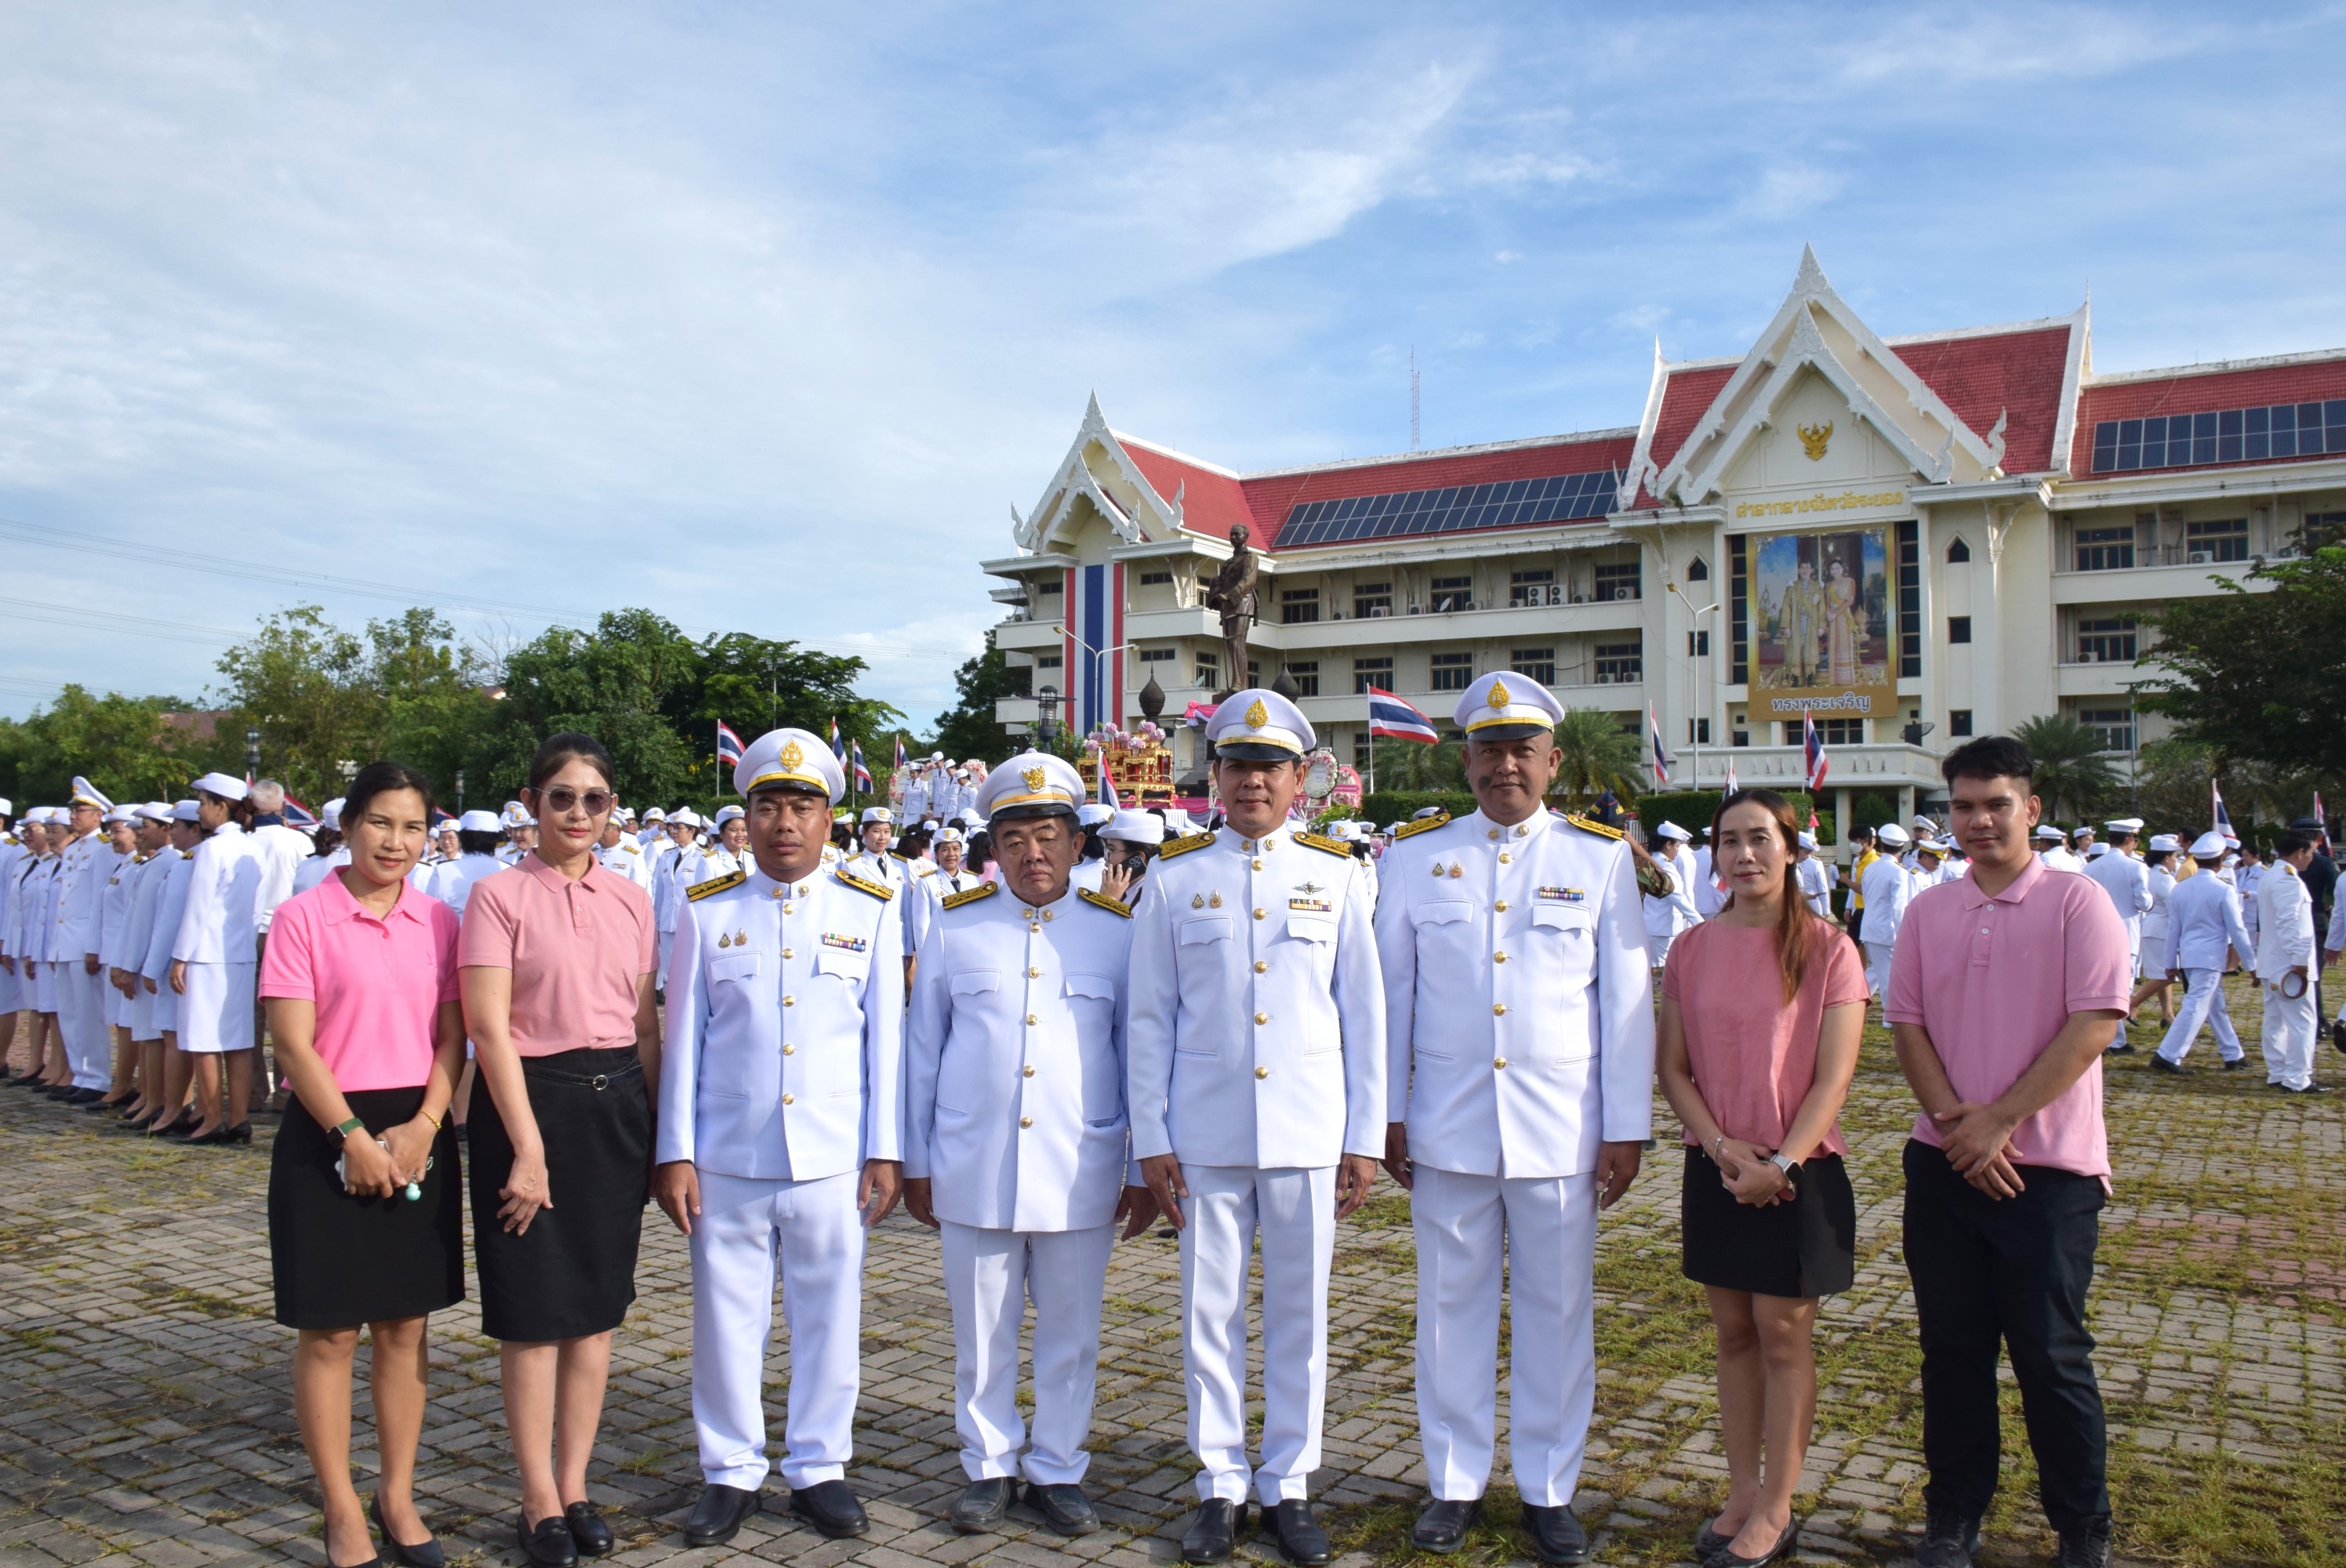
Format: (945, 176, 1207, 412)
(533, 787, 614, 815)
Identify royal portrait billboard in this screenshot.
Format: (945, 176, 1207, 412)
(1744, 525, 1895, 720)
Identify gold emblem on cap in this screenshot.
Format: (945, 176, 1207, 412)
(1022, 764, 1048, 792)
(1489, 677, 1511, 710)
(778, 739, 804, 769)
(1244, 697, 1269, 728)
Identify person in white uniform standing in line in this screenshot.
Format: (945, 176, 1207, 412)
(51, 779, 114, 1098)
(653, 728, 906, 1549)
(2082, 819, 2153, 1053)
(2152, 832, 2257, 1075)
(1374, 673, 1654, 1566)
(1857, 823, 1916, 1004)
(1642, 823, 1700, 968)
(1793, 833, 1834, 918)
(2253, 829, 2325, 1094)
(1128, 689, 1384, 1568)
(170, 773, 266, 1142)
(903, 752, 1156, 1538)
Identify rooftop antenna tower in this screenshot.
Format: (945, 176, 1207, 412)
(1409, 347, 1421, 450)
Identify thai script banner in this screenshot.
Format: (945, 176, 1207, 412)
(1734, 490, 1905, 519)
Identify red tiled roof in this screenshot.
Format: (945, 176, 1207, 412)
(1237, 434, 1637, 550)
(1891, 325, 2073, 474)
(2072, 355, 2346, 476)
(1641, 365, 1736, 498)
(1118, 441, 1255, 546)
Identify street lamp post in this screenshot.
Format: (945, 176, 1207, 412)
(1052, 626, 1138, 739)
(1666, 586, 1720, 790)
(1037, 684, 1059, 748)
(245, 727, 261, 785)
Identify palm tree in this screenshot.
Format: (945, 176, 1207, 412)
(1549, 708, 1645, 809)
(1368, 737, 1465, 793)
(2011, 714, 2121, 822)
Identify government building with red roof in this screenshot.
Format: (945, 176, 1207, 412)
(981, 249, 2345, 826)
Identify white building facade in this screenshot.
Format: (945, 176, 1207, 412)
(982, 251, 2346, 830)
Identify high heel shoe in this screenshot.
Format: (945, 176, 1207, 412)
(188, 1121, 252, 1145)
(370, 1494, 445, 1568)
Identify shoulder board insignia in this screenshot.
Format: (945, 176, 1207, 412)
(1158, 831, 1215, 859)
(1079, 887, 1133, 917)
(836, 868, 894, 902)
(1565, 813, 1624, 841)
(911, 862, 935, 877)
(942, 880, 998, 910)
(621, 841, 639, 854)
(1393, 811, 1451, 840)
(1293, 830, 1351, 858)
(685, 870, 745, 902)
(890, 849, 916, 862)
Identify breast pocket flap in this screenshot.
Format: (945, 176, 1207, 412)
(815, 949, 870, 980)
(1066, 972, 1116, 1000)
(1531, 904, 1595, 933)
(1414, 898, 1473, 927)
(1178, 917, 1232, 946)
(710, 952, 763, 985)
(949, 969, 999, 996)
(1284, 914, 1337, 942)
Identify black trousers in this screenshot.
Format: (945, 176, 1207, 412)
(1901, 1138, 2109, 1533)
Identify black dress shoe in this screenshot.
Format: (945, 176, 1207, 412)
(1181, 1499, 1239, 1564)
(681, 1485, 761, 1548)
(516, 1513, 578, 1567)
(2279, 1082, 2330, 1094)
(2056, 1521, 2111, 1568)
(564, 1501, 612, 1556)
(1521, 1503, 1590, 1566)
(1023, 1480, 1099, 1537)
(1412, 1497, 1483, 1552)
(1267, 1500, 1330, 1566)
(2330, 1018, 2346, 1054)
(2103, 1041, 2136, 1055)
(1712, 1515, 1799, 1567)
(1694, 1522, 1732, 1562)
(68, 1086, 105, 1104)
(786, 1479, 868, 1539)
(189, 1120, 252, 1145)
(2150, 1054, 2188, 1075)
(369, 1494, 445, 1568)
(2221, 1057, 2250, 1071)
(950, 1476, 1012, 1534)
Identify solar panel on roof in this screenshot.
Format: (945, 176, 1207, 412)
(2090, 400, 2346, 473)
(1276, 470, 1620, 546)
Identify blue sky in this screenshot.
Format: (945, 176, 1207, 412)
(4, 2, 2343, 727)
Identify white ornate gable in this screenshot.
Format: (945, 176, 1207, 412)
(1011, 393, 1182, 553)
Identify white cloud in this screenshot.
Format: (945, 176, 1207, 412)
(1494, 249, 1525, 264)
(1736, 163, 1846, 220)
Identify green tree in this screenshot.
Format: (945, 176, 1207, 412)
(1365, 737, 1465, 793)
(475, 609, 703, 808)
(0, 686, 233, 808)
(679, 632, 900, 803)
(2010, 714, 2119, 823)
(370, 608, 495, 793)
(214, 606, 385, 806)
(2137, 545, 2346, 783)
(927, 643, 1026, 767)
(1547, 708, 1645, 809)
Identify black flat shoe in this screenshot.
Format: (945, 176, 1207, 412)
(681, 1483, 761, 1548)
(786, 1479, 867, 1539)
(2150, 1055, 2188, 1075)
(1268, 1500, 1329, 1566)
(2221, 1057, 2250, 1072)
(1412, 1497, 1483, 1552)
(1022, 1480, 1099, 1537)
(1522, 1503, 1591, 1566)
(1711, 1515, 1799, 1568)
(369, 1495, 444, 1568)
(153, 1110, 199, 1137)
(189, 1120, 252, 1145)
(1181, 1499, 1239, 1564)
(950, 1476, 1013, 1534)
(1695, 1523, 1732, 1563)
(564, 1501, 612, 1557)
(517, 1512, 577, 1566)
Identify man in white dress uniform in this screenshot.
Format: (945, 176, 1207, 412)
(903, 752, 1156, 1537)
(2254, 829, 2323, 1093)
(1128, 688, 1385, 1567)
(1374, 673, 1653, 1565)
(2153, 832, 2257, 1073)
(53, 779, 113, 1096)
(653, 728, 906, 1548)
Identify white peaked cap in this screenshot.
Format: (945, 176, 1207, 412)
(1103, 809, 1164, 845)
(2189, 830, 2227, 858)
(459, 808, 503, 832)
(1654, 821, 1691, 841)
(190, 771, 247, 801)
(1876, 822, 1912, 848)
(171, 800, 203, 822)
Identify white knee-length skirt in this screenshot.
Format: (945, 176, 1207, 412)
(0, 960, 20, 1014)
(130, 978, 160, 1041)
(177, 961, 256, 1054)
(150, 974, 180, 1036)
(34, 960, 58, 1014)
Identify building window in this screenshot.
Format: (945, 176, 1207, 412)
(1948, 616, 1972, 644)
(1949, 709, 1974, 737)
(1138, 570, 1172, 586)
(1510, 648, 1556, 686)
(1429, 652, 1475, 691)
(1353, 734, 1373, 770)
(1036, 653, 1062, 670)
(1814, 717, 1865, 746)
(1284, 662, 1320, 697)
(1037, 578, 1062, 596)
(2075, 525, 2136, 572)
(2301, 512, 2346, 550)
(1594, 561, 1641, 601)
(1353, 582, 1392, 618)
(2077, 706, 2136, 752)
(1688, 717, 1712, 744)
(1430, 575, 1474, 612)
(2075, 616, 2138, 663)
(1945, 535, 1971, 563)
(2185, 518, 2249, 563)
(1896, 519, 1920, 678)
(1247, 660, 1259, 685)
(1510, 568, 1556, 607)
(1280, 586, 1321, 625)
(1353, 655, 1393, 694)
(1731, 728, 1750, 747)
(1593, 639, 1642, 684)
(1138, 647, 1177, 664)
(1687, 629, 1710, 658)
(1687, 556, 1709, 582)
(1728, 535, 1749, 685)
(1194, 652, 1218, 688)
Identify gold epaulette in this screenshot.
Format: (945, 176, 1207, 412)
(942, 880, 997, 910)
(1565, 813, 1624, 841)
(1293, 829, 1351, 858)
(1078, 887, 1133, 917)
(685, 870, 745, 902)
(890, 849, 916, 862)
(1393, 811, 1451, 840)
(1158, 831, 1215, 859)
(836, 868, 894, 902)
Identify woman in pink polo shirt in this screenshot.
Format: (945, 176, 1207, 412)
(1657, 788, 1866, 1568)
(261, 761, 464, 1568)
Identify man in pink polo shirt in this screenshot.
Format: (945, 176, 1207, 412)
(1886, 736, 2130, 1568)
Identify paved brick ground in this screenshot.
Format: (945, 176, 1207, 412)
(0, 983, 2339, 1568)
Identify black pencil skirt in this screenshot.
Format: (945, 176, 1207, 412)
(270, 1087, 464, 1330)
(468, 1047, 649, 1343)
(1680, 1145, 1857, 1299)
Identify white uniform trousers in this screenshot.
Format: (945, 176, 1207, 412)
(1411, 1165, 1599, 1508)
(57, 960, 109, 1087)
(940, 1220, 1114, 1486)
(689, 1168, 866, 1492)
(2155, 968, 2244, 1065)
(2259, 979, 2317, 1090)
(1179, 1163, 1336, 1505)
(1862, 942, 1896, 1002)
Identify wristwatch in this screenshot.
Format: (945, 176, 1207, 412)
(332, 1116, 366, 1144)
(1767, 1152, 1803, 1186)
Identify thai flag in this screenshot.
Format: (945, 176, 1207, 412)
(1099, 756, 1120, 809)
(830, 717, 847, 766)
(2213, 779, 2235, 839)
(893, 735, 907, 775)
(1803, 710, 1830, 792)
(1367, 687, 1438, 744)
(2316, 792, 2332, 854)
(715, 721, 746, 770)
(1648, 703, 1673, 786)
(852, 739, 872, 792)
(1723, 760, 1739, 797)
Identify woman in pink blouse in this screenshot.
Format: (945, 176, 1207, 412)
(261, 761, 464, 1568)
(460, 734, 659, 1568)
(1657, 789, 1866, 1568)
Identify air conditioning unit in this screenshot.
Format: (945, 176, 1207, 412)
(1613, 586, 1634, 601)
(1407, 603, 1424, 615)
(2188, 550, 2212, 564)
(1570, 593, 1589, 604)
(1369, 604, 1387, 618)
